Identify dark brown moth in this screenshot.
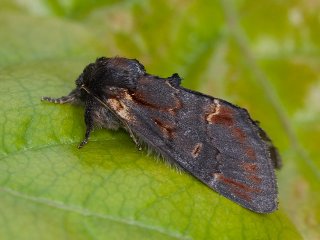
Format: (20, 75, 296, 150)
(42, 57, 281, 213)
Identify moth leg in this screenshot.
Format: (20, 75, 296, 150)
(41, 89, 80, 104)
(78, 101, 95, 148)
(126, 126, 142, 150)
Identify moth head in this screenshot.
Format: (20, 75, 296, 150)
(76, 57, 145, 95)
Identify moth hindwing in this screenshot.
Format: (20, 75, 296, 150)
(42, 56, 281, 213)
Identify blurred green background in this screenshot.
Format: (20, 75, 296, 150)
(0, 0, 319, 239)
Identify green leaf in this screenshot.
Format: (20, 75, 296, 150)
(2, 0, 317, 239)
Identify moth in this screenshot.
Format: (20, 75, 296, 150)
(42, 57, 281, 213)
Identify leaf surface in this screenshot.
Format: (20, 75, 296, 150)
(1, 0, 316, 239)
